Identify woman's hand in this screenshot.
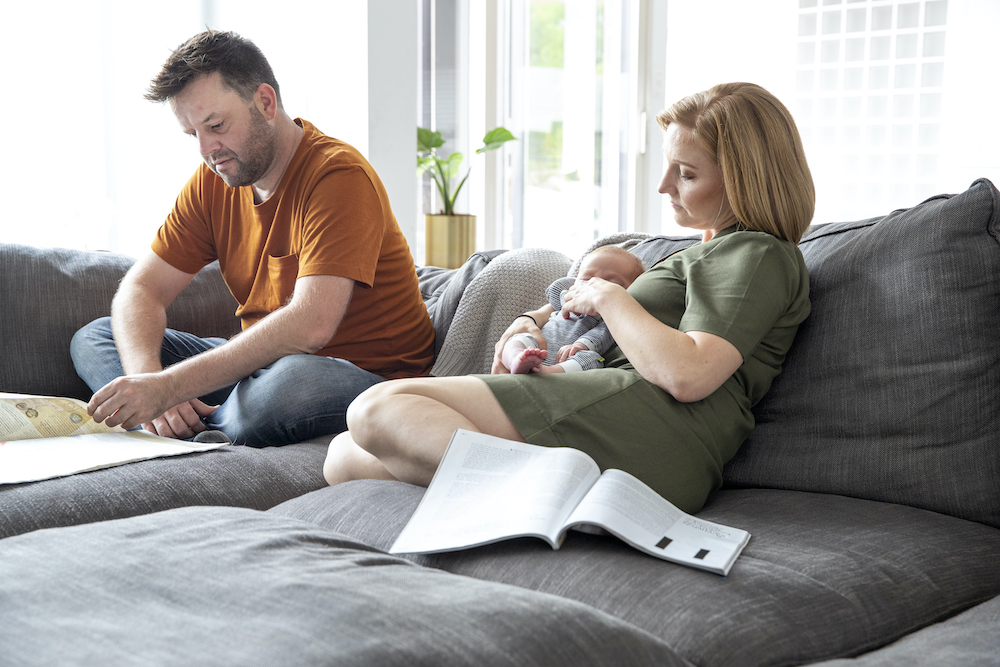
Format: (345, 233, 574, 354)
(492, 305, 554, 374)
(560, 277, 623, 319)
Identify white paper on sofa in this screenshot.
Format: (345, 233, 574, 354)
(390, 429, 751, 576)
(0, 393, 227, 484)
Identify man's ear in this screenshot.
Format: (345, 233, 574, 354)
(254, 83, 280, 121)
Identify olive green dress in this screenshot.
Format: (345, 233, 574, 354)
(479, 227, 811, 513)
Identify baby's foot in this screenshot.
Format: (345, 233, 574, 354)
(510, 347, 547, 374)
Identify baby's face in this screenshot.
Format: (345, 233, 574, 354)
(577, 253, 640, 288)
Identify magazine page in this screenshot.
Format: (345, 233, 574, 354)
(390, 430, 601, 554)
(0, 430, 229, 485)
(0, 393, 120, 440)
(564, 468, 750, 576)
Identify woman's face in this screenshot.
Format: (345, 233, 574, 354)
(658, 124, 737, 236)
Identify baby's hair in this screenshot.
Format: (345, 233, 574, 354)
(586, 245, 646, 282)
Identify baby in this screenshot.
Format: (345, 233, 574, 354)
(503, 245, 646, 374)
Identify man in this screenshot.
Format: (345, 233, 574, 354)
(71, 30, 435, 447)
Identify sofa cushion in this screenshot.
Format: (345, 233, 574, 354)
(723, 178, 1000, 528)
(811, 595, 1000, 666)
(0, 506, 686, 667)
(0, 438, 330, 539)
(270, 480, 1000, 667)
(0, 243, 240, 400)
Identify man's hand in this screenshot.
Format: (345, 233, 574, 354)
(87, 372, 217, 437)
(141, 399, 219, 439)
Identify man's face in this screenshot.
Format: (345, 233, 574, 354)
(171, 72, 277, 188)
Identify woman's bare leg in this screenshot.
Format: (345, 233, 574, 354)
(323, 376, 523, 487)
(323, 430, 397, 485)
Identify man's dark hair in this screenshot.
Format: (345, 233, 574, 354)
(145, 29, 282, 107)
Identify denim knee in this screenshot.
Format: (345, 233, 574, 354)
(70, 317, 122, 393)
(206, 354, 386, 447)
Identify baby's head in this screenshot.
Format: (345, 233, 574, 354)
(577, 246, 646, 288)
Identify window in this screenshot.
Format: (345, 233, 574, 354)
(502, 0, 643, 259)
(423, 0, 645, 261)
(431, 0, 998, 254)
(662, 0, 999, 231)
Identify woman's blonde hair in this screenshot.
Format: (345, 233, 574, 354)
(656, 82, 815, 243)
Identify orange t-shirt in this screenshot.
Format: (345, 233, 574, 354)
(152, 119, 435, 379)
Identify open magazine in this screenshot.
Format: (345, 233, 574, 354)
(0, 393, 228, 485)
(390, 429, 750, 576)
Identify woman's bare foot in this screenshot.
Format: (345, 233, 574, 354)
(510, 347, 547, 374)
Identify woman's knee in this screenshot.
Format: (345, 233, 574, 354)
(344, 380, 415, 444)
(323, 432, 353, 485)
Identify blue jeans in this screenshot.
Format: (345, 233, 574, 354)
(70, 317, 385, 447)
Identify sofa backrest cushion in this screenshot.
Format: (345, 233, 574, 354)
(0, 244, 240, 401)
(723, 178, 1000, 528)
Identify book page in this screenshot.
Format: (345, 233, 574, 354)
(0, 430, 228, 485)
(390, 430, 601, 554)
(0, 393, 121, 440)
(564, 469, 750, 575)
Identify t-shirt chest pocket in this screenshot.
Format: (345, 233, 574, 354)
(265, 253, 300, 310)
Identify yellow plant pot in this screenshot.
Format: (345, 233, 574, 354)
(425, 214, 476, 269)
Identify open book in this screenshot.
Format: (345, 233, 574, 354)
(390, 429, 750, 576)
(0, 393, 228, 485)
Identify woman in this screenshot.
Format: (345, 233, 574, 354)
(323, 82, 814, 513)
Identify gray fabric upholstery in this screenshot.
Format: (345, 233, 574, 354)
(0, 506, 689, 667)
(430, 247, 572, 376)
(0, 438, 330, 539)
(723, 178, 1000, 528)
(0, 243, 239, 401)
(812, 596, 1000, 667)
(270, 480, 1000, 667)
(3, 180, 1000, 665)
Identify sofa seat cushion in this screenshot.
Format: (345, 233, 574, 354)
(811, 595, 1000, 666)
(270, 480, 1000, 667)
(0, 439, 330, 539)
(723, 178, 1000, 528)
(0, 506, 686, 667)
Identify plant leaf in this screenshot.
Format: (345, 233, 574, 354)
(417, 127, 446, 152)
(442, 152, 464, 179)
(477, 126, 516, 154)
(416, 155, 436, 176)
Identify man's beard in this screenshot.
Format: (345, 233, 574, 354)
(212, 106, 277, 188)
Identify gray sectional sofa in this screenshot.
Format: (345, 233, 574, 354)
(1, 178, 998, 666)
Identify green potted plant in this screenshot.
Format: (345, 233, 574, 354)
(418, 126, 516, 268)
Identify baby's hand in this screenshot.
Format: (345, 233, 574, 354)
(557, 343, 589, 363)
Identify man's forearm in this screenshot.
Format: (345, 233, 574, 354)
(156, 300, 333, 404)
(156, 274, 354, 405)
(110, 286, 172, 375)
